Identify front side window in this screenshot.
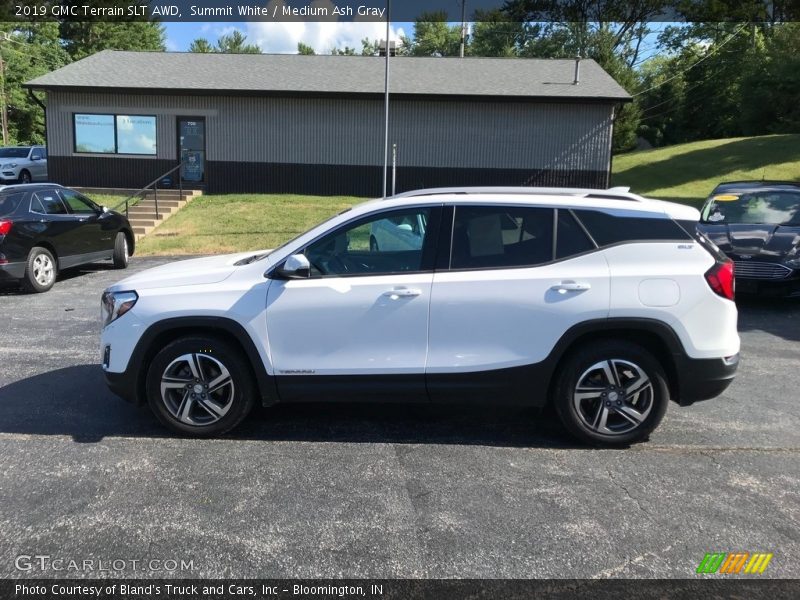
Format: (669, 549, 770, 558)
(451, 206, 554, 269)
(74, 114, 156, 155)
(34, 192, 68, 215)
(30, 148, 42, 160)
(304, 208, 432, 277)
(59, 189, 97, 214)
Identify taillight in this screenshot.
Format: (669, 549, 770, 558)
(0, 220, 12, 235)
(705, 260, 735, 300)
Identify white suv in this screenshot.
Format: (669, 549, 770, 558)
(100, 187, 740, 446)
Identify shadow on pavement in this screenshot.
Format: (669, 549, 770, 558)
(737, 296, 800, 342)
(0, 364, 579, 448)
(0, 262, 119, 296)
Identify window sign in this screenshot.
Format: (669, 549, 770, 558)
(116, 115, 157, 155)
(74, 114, 115, 154)
(74, 114, 157, 155)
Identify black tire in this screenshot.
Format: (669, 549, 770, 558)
(369, 235, 379, 252)
(20, 246, 57, 293)
(553, 341, 669, 447)
(145, 336, 256, 437)
(112, 231, 129, 269)
(18, 170, 32, 184)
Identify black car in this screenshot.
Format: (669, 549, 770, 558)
(0, 184, 134, 293)
(697, 181, 800, 297)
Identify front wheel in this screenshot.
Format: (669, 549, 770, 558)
(553, 341, 669, 446)
(112, 232, 129, 269)
(19, 170, 32, 184)
(145, 336, 256, 436)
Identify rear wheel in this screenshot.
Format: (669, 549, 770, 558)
(553, 341, 669, 446)
(21, 246, 57, 293)
(145, 336, 255, 436)
(112, 232, 129, 269)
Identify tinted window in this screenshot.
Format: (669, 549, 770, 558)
(451, 206, 554, 269)
(556, 210, 595, 259)
(0, 192, 26, 217)
(59, 189, 97, 214)
(40, 147, 47, 159)
(573, 210, 690, 246)
(304, 208, 432, 277)
(35, 192, 68, 215)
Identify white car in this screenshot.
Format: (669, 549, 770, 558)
(100, 187, 740, 446)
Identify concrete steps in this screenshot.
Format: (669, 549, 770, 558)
(122, 190, 202, 239)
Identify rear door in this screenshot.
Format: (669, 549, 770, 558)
(426, 204, 610, 403)
(29, 147, 47, 180)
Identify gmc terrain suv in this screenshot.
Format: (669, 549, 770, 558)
(100, 187, 740, 446)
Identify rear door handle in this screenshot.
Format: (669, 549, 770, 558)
(551, 281, 591, 292)
(382, 287, 422, 298)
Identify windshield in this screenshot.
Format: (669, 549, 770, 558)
(701, 191, 800, 226)
(0, 147, 30, 159)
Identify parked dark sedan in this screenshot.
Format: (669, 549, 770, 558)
(0, 183, 134, 292)
(697, 181, 800, 297)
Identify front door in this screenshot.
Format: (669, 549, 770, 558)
(178, 118, 205, 184)
(265, 206, 441, 403)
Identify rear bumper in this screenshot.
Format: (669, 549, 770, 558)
(0, 261, 26, 280)
(673, 353, 739, 406)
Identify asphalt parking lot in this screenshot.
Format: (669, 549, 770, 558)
(0, 256, 798, 579)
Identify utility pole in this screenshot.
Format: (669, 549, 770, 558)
(382, 0, 391, 198)
(459, 0, 467, 58)
(0, 33, 9, 146)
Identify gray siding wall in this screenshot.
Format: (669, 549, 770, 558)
(46, 91, 614, 173)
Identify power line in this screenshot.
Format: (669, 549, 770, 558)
(632, 23, 748, 98)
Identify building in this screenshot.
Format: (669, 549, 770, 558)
(25, 51, 631, 196)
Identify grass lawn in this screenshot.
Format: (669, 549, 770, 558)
(137, 194, 362, 256)
(612, 133, 800, 206)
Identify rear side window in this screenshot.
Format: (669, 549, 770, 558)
(0, 192, 26, 217)
(556, 210, 595, 259)
(572, 210, 691, 246)
(451, 206, 554, 269)
(34, 191, 68, 215)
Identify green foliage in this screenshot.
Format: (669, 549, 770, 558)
(215, 30, 261, 54)
(60, 19, 165, 60)
(1, 22, 69, 144)
(189, 38, 215, 53)
(297, 42, 315, 56)
(406, 11, 463, 57)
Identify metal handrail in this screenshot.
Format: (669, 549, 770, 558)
(112, 162, 185, 219)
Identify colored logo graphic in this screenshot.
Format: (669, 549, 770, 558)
(697, 552, 773, 574)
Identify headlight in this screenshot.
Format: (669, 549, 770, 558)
(101, 290, 138, 327)
(1, 163, 17, 169)
(785, 257, 800, 269)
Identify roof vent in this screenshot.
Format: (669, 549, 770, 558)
(379, 40, 396, 57)
(573, 56, 581, 85)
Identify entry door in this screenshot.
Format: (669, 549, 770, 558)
(265, 206, 441, 402)
(178, 118, 205, 184)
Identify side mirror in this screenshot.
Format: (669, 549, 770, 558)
(273, 253, 310, 279)
(30, 155, 40, 161)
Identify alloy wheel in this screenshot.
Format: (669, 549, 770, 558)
(572, 359, 653, 435)
(33, 254, 54, 286)
(160, 353, 235, 426)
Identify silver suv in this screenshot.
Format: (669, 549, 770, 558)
(0, 146, 48, 184)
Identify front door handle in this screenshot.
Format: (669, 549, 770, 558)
(551, 281, 591, 292)
(382, 287, 422, 298)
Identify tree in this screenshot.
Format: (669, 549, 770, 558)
(60, 14, 165, 61)
(405, 11, 462, 56)
(469, 10, 527, 57)
(1, 22, 70, 145)
(215, 30, 261, 54)
(189, 38, 215, 53)
(297, 42, 315, 55)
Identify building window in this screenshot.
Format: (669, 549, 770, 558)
(74, 113, 157, 155)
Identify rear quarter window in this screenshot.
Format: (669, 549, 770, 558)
(0, 192, 26, 217)
(572, 210, 691, 246)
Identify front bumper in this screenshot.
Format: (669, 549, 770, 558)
(673, 353, 739, 406)
(0, 261, 26, 280)
(0, 171, 20, 182)
(735, 275, 800, 297)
